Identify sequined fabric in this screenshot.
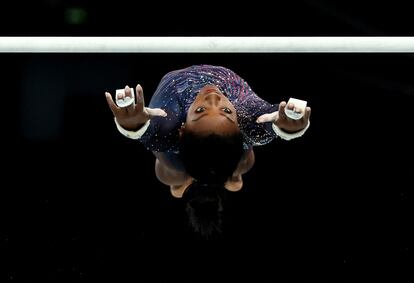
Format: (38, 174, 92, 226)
(141, 65, 278, 170)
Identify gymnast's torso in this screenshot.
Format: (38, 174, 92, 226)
(140, 65, 278, 170)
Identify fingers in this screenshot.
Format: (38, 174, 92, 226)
(105, 92, 119, 116)
(124, 85, 135, 112)
(108, 84, 168, 121)
(145, 107, 167, 118)
(256, 101, 290, 123)
(287, 102, 295, 111)
(136, 84, 168, 118)
(282, 100, 308, 120)
(256, 112, 278, 123)
(304, 106, 311, 121)
(278, 101, 287, 119)
(135, 84, 145, 112)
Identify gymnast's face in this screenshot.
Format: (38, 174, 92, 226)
(184, 85, 239, 135)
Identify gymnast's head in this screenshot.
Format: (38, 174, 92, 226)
(178, 85, 244, 239)
(184, 85, 239, 136)
(179, 84, 244, 185)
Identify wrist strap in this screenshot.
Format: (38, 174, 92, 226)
(272, 120, 310, 140)
(114, 118, 150, 139)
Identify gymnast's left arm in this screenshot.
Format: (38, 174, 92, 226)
(256, 100, 311, 140)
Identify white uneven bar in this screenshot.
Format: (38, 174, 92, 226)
(1, 37, 414, 52)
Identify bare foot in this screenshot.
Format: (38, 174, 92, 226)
(225, 175, 243, 192)
(170, 177, 194, 198)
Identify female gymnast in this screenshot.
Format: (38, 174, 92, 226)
(105, 65, 311, 238)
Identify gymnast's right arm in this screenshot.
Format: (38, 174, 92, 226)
(105, 84, 167, 138)
(105, 84, 190, 191)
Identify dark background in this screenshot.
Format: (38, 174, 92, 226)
(2, 0, 414, 36)
(0, 1, 412, 282)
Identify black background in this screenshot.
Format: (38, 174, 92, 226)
(2, 1, 414, 36)
(0, 1, 412, 282)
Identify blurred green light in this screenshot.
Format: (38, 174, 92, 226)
(65, 8, 87, 25)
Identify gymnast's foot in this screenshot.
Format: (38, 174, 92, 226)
(225, 174, 243, 192)
(170, 177, 194, 198)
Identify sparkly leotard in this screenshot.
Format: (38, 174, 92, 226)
(140, 65, 278, 170)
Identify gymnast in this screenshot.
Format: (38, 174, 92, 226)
(105, 65, 311, 238)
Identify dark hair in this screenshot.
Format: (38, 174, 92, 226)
(179, 130, 244, 239)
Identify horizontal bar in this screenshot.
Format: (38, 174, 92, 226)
(1, 37, 414, 53)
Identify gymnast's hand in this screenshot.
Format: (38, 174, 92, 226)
(105, 84, 167, 131)
(256, 101, 311, 133)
